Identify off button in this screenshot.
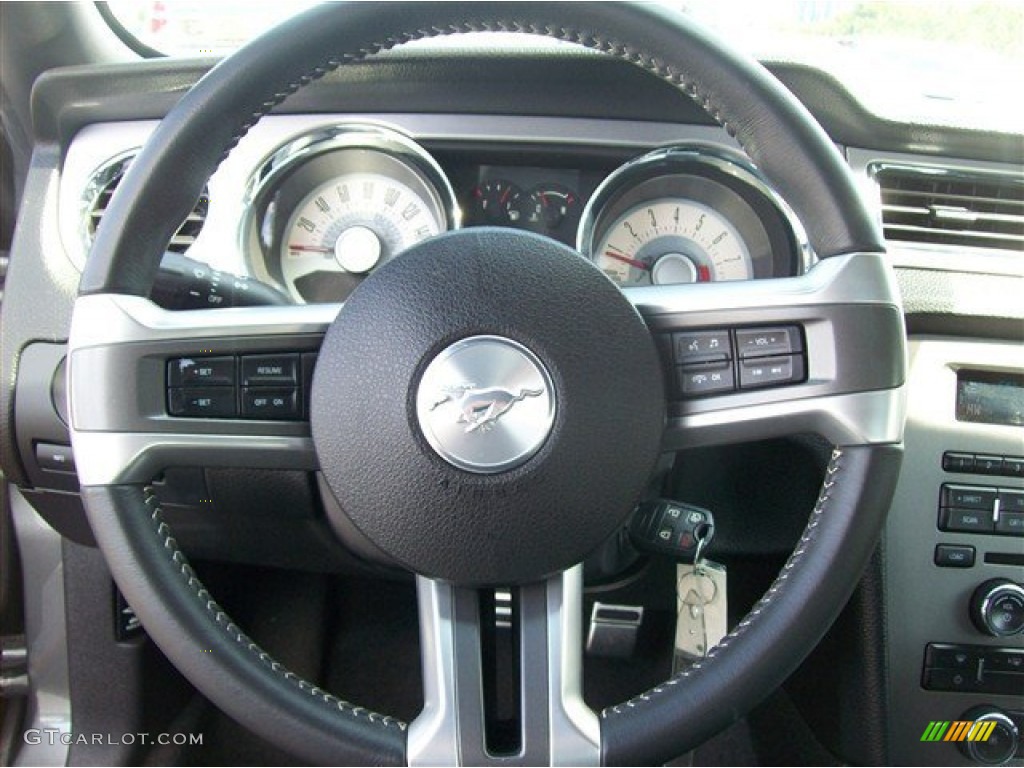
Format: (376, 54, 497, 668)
(242, 388, 299, 420)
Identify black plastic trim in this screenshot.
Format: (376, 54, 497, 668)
(29, 53, 1023, 164)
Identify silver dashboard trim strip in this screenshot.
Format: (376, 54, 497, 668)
(59, 114, 734, 274)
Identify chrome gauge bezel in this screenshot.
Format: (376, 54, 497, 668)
(577, 144, 813, 285)
(241, 121, 460, 303)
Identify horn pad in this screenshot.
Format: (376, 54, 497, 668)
(311, 228, 665, 585)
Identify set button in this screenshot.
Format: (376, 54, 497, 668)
(168, 387, 237, 418)
(167, 356, 235, 387)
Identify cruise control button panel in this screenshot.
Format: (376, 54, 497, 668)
(167, 352, 315, 421)
(664, 325, 806, 399)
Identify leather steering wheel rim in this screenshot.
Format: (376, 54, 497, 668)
(71, 2, 903, 765)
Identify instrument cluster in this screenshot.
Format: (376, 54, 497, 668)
(242, 122, 808, 304)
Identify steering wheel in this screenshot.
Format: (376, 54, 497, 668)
(67, 3, 906, 765)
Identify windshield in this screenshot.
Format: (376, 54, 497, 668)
(104, 0, 1024, 132)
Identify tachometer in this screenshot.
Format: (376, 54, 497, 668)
(594, 199, 752, 286)
(245, 123, 458, 303)
(578, 146, 808, 286)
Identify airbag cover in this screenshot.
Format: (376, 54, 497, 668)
(311, 228, 664, 585)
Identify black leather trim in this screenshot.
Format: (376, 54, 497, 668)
(79, 484, 406, 766)
(600, 444, 902, 766)
(79, 1, 882, 298)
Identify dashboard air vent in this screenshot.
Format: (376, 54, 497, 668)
(83, 154, 209, 254)
(873, 165, 1023, 253)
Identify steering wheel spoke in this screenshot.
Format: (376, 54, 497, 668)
(628, 251, 905, 451)
(68, 294, 334, 485)
(409, 566, 599, 766)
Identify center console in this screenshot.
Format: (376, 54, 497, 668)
(887, 338, 1024, 766)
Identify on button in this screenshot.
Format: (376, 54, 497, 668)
(241, 388, 299, 420)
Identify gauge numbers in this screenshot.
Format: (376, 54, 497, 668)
(594, 199, 753, 287)
(281, 172, 442, 297)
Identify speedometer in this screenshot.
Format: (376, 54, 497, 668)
(578, 146, 808, 286)
(245, 123, 457, 303)
(594, 198, 752, 286)
(281, 172, 442, 297)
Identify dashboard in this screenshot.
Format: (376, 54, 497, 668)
(62, 116, 806, 306)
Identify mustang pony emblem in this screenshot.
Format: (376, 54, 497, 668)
(430, 383, 544, 433)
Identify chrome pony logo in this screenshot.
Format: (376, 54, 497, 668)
(430, 383, 544, 433)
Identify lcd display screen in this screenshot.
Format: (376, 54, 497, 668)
(956, 370, 1024, 427)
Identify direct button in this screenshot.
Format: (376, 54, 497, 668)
(942, 484, 997, 510)
(242, 388, 299, 420)
(241, 354, 299, 387)
(935, 544, 975, 568)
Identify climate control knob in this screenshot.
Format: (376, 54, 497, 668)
(970, 579, 1024, 637)
(957, 707, 1019, 766)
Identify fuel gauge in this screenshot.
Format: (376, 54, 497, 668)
(511, 184, 580, 231)
(469, 180, 521, 225)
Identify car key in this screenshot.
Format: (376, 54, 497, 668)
(628, 498, 715, 562)
(673, 528, 728, 670)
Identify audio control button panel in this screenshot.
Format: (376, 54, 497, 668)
(938, 483, 1024, 538)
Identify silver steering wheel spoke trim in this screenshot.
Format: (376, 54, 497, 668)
(408, 566, 599, 766)
(67, 251, 903, 487)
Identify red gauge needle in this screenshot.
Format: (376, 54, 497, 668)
(604, 251, 649, 271)
(288, 244, 331, 253)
